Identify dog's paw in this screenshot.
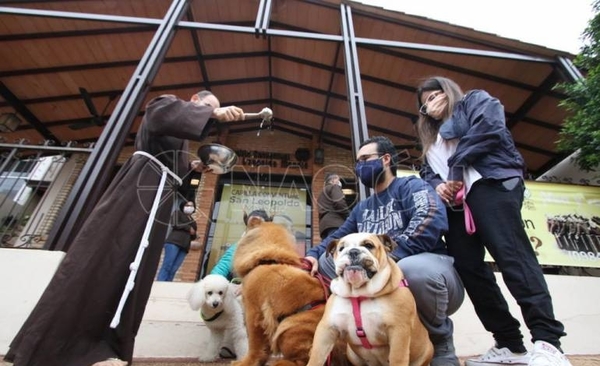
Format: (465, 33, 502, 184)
(220, 346, 237, 359)
(197, 355, 219, 362)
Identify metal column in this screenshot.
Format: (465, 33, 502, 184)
(557, 56, 584, 82)
(341, 4, 370, 199)
(45, 0, 192, 251)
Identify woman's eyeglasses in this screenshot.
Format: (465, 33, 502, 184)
(419, 91, 442, 116)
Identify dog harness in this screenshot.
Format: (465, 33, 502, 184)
(276, 258, 332, 323)
(350, 278, 409, 349)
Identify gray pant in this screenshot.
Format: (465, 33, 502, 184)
(318, 252, 465, 343)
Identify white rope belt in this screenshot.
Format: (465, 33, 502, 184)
(110, 151, 182, 328)
(131, 150, 183, 185)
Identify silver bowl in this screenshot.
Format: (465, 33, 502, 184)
(197, 143, 238, 174)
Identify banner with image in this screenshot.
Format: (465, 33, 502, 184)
(206, 183, 308, 275)
(397, 170, 600, 268)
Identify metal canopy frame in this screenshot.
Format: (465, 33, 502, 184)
(41, 0, 193, 250)
(0, 0, 581, 251)
(341, 4, 369, 199)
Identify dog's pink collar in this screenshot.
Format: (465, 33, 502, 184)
(350, 279, 409, 349)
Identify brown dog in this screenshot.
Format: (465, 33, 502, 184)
(307, 233, 433, 366)
(232, 221, 346, 366)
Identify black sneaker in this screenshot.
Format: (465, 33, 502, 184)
(431, 336, 460, 366)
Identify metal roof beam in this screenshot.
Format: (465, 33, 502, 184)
(0, 81, 59, 142)
(44, 0, 191, 251)
(0, 6, 162, 25)
(254, 0, 273, 39)
(318, 43, 342, 143)
(507, 73, 560, 129)
(356, 37, 553, 63)
(556, 56, 584, 82)
(185, 9, 211, 90)
(341, 4, 370, 198)
(0, 25, 155, 41)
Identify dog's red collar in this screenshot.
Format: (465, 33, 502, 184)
(350, 279, 409, 349)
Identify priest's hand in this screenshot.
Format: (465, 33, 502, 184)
(212, 105, 244, 121)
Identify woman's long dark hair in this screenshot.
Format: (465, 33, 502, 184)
(415, 77, 464, 157)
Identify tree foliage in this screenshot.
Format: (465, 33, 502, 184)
(556, 0, 600, 171)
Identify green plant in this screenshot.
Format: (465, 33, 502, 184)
(556, 0, 600, 171)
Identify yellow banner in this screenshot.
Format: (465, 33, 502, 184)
(397, 170, 600, 268)
(206, 183, 308, 274)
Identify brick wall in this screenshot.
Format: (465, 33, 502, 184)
(33, 153, 88, 247)
(311, 142, 356, 245)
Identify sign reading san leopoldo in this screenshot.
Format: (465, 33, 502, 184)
(206, 183, 308, 274)
(397, 170, 600, 268)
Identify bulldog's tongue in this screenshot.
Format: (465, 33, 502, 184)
(343, 266, 366, 284)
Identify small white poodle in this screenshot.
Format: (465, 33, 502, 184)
(187, 274, 248, 362)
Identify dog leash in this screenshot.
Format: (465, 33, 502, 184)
(350, 279, 409, 349)
(300, 257, 332, 298)
(455, 187, 476, 235)
(299, 257, 334, 366)
(276, 258, 331, 323)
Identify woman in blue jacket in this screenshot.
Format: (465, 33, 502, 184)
(416, 76, 570, 366)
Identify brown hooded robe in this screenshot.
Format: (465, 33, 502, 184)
(5, 95, 215, 366)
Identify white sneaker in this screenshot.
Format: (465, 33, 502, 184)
(528, 341, 573, 366)
(465, 346, 530, 366)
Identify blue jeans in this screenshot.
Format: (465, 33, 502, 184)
(157, 243, 187, 281)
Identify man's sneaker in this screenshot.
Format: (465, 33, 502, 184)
(465, 346, 530, 366)
(529, 341, 573, 366)
(431, 336, 460, 366)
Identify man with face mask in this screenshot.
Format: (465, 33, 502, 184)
(305, 135, 465, 366)
(317, 173, 350, 240)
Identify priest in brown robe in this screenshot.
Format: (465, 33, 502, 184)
(4, 91, 244, 366)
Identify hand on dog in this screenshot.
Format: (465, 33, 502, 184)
(304, 256, 319, 276)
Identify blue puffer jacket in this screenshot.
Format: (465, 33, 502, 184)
(421, 90, 526, 186)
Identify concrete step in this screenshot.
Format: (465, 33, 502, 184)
(2, 248, 600, 362)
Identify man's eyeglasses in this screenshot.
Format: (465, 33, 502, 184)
(355, 153, 382, 164)
(419, 91, 442, 116)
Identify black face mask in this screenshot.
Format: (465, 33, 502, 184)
(355, 158, 385, 188)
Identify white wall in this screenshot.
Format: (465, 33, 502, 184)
(0, 248, 65, 354)
(1, 248, 599, 359)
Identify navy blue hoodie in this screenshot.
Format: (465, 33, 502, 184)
(307, 176, 448, 260)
